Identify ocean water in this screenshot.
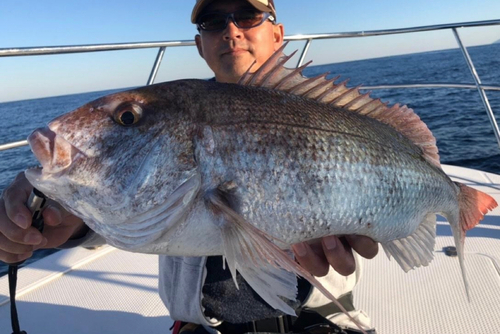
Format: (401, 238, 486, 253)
(0, 43, 499, 275)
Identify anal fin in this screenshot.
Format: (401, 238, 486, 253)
(382, 214, 436, 272)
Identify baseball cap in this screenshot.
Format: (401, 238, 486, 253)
(191, 0, 277, 24)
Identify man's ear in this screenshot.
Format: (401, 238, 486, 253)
(273, 23, 285, 49)
(195, 34, 204, 59)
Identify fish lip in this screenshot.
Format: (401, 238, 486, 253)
(27, 127, 86, 178)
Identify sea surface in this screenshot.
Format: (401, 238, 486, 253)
(1, 43, 499, 276)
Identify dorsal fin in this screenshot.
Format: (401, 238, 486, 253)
(238, 43, 440, 168)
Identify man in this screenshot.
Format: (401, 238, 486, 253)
(0, 0, 378, 333)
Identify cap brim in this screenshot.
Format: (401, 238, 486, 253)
(191, 0, 275, 23)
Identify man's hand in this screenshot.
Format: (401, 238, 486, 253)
(0, 172, 87, 264)
(292, 235, 379, 277)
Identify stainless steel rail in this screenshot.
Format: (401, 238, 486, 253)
(1, 19, 499, 152)
(1, 20, 499, 58)
(0, 140, 29, 152)
(452, 28, 500, 146)
(285, 19, 500, 42)
(0, 40, 197, 57)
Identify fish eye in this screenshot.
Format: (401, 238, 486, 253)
(113, 103, 143, 126)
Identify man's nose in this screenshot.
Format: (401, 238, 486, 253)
(223, 20, 242, 40)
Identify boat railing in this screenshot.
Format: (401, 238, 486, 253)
(1, 19, 499, 152)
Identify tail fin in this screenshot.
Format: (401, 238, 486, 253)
(456, 183, 498, 232)
(450, 182, 498, 300)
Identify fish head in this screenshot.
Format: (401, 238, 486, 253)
(25, 82, 201, 252)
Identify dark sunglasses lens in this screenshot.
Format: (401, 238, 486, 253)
(198, 13, 227, 31)
(234, 10, 265, 28)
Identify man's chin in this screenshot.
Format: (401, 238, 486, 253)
(219, 64, 257, 83)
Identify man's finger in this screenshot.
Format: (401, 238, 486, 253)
(0, 233, 35, 254)
(0, 249, 33, 264)
(292, 242, 329, 277)
(0, 205, 44, 245)
(321, 236, 356, 276)
(42, 204, 62, 226)
(0, 208, 28, 244)
(2, 175, 33, 229)
(41, 224, 76, 249)
(345, 235, 379, 259)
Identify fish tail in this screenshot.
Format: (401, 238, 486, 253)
(447, 182, 498, 300)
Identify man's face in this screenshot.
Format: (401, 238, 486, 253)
(195, 0, 284, 83)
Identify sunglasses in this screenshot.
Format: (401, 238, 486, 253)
(196, 9, 275, 32)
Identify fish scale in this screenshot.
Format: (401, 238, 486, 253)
(194, 100, 450, 244)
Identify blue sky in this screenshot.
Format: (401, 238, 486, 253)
(0, 0, 499, 102)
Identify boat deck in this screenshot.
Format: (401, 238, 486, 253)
(1, 164, 499, 334)
(0, 246, 169, 334)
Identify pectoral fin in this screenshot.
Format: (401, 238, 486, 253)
(205, 188, 368, 333)
(206, 189, 297, 314)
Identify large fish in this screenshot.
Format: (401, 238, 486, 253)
(25, 45, 497, 326)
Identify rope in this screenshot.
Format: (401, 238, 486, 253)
(9, 265, 26, 334)
(8, 188, 46, 334)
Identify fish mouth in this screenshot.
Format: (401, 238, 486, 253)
(26, 127, 85, 178)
